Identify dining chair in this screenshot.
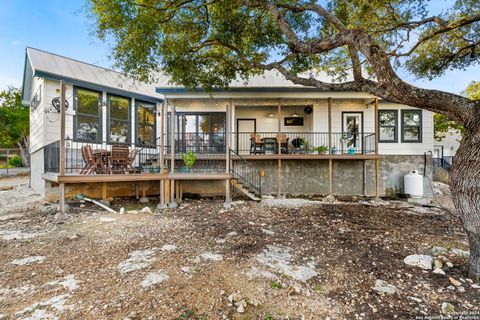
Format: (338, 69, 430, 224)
(111, 145, 130, 174)
(250, 133, 265, 154)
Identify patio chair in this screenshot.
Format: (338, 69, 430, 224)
(110, 145, 130, 174)
(127, 148, 140, 173)
(80, 145, 99, 174)
(250, 134, 265, 154)
(276, 133, 289, 154)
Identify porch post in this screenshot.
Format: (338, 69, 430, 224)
(158, 100, 167, 209)
(169, 102, 178, 208)
(277, 99, 282, 197)
(224, 101, 232, 209)
(56, 80, 68, 221)
(374, 97, 380, 198)
(328, 97, 333, 195)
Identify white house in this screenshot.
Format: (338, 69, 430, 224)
(22, 47, 434, 207)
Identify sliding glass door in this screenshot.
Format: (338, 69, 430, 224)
(175, 113, 226, 153)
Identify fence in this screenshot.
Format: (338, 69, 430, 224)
(0, 148, 29, 176)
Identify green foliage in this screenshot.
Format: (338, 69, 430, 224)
(270, 280, 282, 289)
(8, 155, 23, 167)
(434, 81, 479, 141)
(181, 150, 197, 168)
(464, 81, 480, 100)
(87, 0, 480, 90)
(0, 87, 29, 148)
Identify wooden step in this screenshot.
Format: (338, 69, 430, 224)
(231, 179, 261, 201)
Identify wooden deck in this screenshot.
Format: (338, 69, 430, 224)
(43, 172, 232, 184)
(165, 153, 381, 160)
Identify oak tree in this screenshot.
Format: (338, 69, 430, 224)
(87, 0, 480, 279)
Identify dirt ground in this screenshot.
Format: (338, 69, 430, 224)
(0, 176, 479, 320)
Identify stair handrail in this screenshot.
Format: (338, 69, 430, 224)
(229, 148, 262, 196)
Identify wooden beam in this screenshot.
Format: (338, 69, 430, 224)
(56, 80, 67, 221)
(374, 97, 379, 155)
(277, 100, 282, 197)
(102, 182, 107, 200)
(170, 102, 176, 173)
(328, 97, 332, 151)
(225, 101, 232, 207)
(375, 158, 380, 198)
(328, 158, 333, 195)
(159, 100, 165, 172)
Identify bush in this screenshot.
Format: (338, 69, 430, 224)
(433, 167, 449, 184)
(8, 154, 23, 167)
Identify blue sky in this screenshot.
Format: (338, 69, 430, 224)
(0, 0, 478, 94)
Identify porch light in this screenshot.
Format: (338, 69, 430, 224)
(267, 113, 275, 118)
(292, 112, 300, 117)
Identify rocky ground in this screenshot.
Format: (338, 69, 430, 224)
(0, 176, 479, 320)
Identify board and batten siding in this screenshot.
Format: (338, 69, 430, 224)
(377, 103, 433, 155)
(29, 76, 45, 154)
(44, 80, 75, 145)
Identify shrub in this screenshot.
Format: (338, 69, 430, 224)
(8, 154, 23, 167)
(433, 167, 449, 184)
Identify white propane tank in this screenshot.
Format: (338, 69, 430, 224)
(404, 170, 423, 198)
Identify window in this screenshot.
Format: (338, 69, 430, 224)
(174, 113, 226, 153)
(108, 95, 130, 143)
(401, 110, 422, 142)
(378, 110, 398, 142)
(137, 101, 156, 145)
(74, 88, 101, 141)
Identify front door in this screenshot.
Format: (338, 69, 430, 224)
(237, 119, 256, 154)
(342, 112, 363, 152)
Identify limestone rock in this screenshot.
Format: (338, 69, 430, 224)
(372, 280, 397, 294)
(404, 255, 433, 270)
(449, 277, 462, 287)
(141, 272, 169, 288)
(141, 206, 152, 214)
(433, 268, 446, 276)
(441, 302, 455, 314)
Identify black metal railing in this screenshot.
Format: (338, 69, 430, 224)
(44, 141, 60, 173)
(229, 148, 262, 196)
(234, 132, 376, 155)
(433, 157, 453, 172)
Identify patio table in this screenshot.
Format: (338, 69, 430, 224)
(92, 149, 111, 174)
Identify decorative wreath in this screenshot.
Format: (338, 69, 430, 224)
(51, 97, 69, 112)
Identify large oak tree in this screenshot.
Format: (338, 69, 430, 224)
(87, 0, 480, 279)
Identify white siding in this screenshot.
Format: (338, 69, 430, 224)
(378, 103, 433, 155)
(29, 77, 45, 153)
(43, 80, 75, 144)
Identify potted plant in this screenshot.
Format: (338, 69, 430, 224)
(181, 150, 197, 172)
(314, 145, 329, 154)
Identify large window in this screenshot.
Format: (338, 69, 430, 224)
(108, 95, 130, 143)
(137, 101, 156, 145)
(401, 110, 422, 142)
(74, 88, 101, 141)
(175, 113, 226, 153)
(378, 110, 398, 142)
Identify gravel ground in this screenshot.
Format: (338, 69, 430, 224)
(0, 177, 478, 319)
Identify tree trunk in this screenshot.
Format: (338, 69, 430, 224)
(450, 129, 480, 281)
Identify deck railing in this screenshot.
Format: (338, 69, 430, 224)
(229, 148, 262, 196)
(44, 131, 376, 175)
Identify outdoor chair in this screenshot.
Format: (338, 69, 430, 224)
(127, 148, 140, 173)
(80, 145, 100, 174)
(276, 133, 289, 154)
(110, 145, 130, 174)
(250, 134, 265, 154)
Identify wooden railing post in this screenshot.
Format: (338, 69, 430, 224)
(158, 99, 167, 209)
(224, 100, 232, 208)
(56, 80, 68, 221)
(169, 102, 177, 208)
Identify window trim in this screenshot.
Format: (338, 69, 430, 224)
(378, 109, 398, 143)
(106, 93, 131, 144)
(73, 86, 102, 142)
(135, 100, 157, 146)
(401, 109, 423, 143)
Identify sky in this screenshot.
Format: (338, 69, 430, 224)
(0, 0, 478, 94)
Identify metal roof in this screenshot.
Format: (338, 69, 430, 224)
(24, 47, 163, 103)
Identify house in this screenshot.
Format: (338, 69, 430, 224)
(22, 47, 434, 209)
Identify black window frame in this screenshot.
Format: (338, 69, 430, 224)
(401, 109, 422, 143)
(107, 94, 131, 144)
(135, 100, 157, 146)
(73, 86, 102, 142)
(378, 109, 398, 143)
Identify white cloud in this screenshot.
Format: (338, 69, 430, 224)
(11, 40, 21, 46)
